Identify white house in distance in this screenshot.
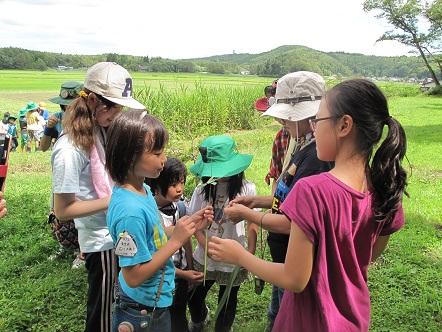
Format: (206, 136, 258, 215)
(57, 65, 74, 71)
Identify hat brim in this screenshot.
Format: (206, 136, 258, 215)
(103, 96, 145, 110)
(262, 100, 321, 121)
(49, 96, 75, 106)
(254, 97, 269, 112)
(190, 154, 253, 178)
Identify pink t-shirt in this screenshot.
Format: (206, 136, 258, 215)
(274, 172, 404, 332)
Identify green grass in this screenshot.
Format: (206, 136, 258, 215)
(0, 71, 440, 331)
(0, 70, 420, 116)
(0, 70, 273, 115)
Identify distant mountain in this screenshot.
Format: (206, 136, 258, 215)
(189, 45, 429, 79)
(0, 45, 432, 79)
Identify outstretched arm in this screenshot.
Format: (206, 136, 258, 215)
(209, 222, 314, 293)
(224, 204, 291, 234)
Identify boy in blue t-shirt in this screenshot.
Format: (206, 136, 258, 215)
(146, 158, 204, 332)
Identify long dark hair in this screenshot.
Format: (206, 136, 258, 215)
(106, 110, 169, 185)
(326, 79, 407, 223)
(201, 172, 245, 203)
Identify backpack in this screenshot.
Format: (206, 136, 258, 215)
(177, 200, 186, 219)
(47, 178, 79, 251)
(48, 212, 79, 250)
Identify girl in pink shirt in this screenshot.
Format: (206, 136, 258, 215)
(208, 79, 408, 332)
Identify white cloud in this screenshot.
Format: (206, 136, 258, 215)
(0, 0, 415, 58)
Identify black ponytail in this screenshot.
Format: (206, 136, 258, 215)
(327, 79, 408, 223)
(370, 116, 408, 223)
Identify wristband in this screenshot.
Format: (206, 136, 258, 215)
(44, 126, 58, 137)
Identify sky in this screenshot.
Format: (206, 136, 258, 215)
(0, 0, 416, 59)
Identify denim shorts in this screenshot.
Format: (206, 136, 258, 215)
(112, 301, 170, 332)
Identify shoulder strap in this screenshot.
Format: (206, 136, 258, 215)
(177, 200, 186, 219)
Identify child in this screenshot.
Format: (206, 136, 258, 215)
(7, 116, 18, 151)
(26, 104, 44, 151)
(18, 102, 36, 152)
(146, 157, 204, 332)
(44, 81, 84, 268)
(225, 72, 332, 331)
(254, 80, 292, 191)
(52, 62, 146, 332)
(187, 135, 259, 332)
(105, 111, 213, 332)
(208, 79, 408, 332)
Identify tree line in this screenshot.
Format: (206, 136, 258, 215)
(1, 46, 437, 80)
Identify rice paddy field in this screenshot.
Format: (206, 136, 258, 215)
(0, 70, 440, 331)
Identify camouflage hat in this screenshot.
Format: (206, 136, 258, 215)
(49, 81, 83, 106)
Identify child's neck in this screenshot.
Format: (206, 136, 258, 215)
(155, 195, 173, 208)
(121, 174, 146, 195)
(330, 152, 367, 193)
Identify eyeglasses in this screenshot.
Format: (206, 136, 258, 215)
(309, 116, 339, 131)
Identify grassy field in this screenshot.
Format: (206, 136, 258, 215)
(0, 71, 440, 331)
(0, 70, 273, 116)
(0, 70, 420, 115)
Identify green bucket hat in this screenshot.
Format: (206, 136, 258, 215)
(49, 81, 83, 106)
(18, 102, 39, 117)
(190, 135, 253, 178)
(19, 108, 26, 117)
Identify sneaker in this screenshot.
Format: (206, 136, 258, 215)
(189, 305, 210, 332)
(71, 255, 85, 269)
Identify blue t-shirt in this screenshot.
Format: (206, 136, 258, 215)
(107, 184, 175, 308)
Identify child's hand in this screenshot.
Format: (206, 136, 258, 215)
(0, 191, 6, 219)
(171, 216, 196, 246)
(47, 115, 59, 129)
(229, 195, 255, 208)
(208, 236, 245, 265)
(224, 203, 248, 223)
(189, 206, 214, 231)
(182, 270, 204, 284)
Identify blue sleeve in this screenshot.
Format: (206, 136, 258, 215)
(114, 216, 153, 268)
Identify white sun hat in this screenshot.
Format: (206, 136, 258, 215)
(84, 62, 145, 110)
(262, 71, 325, 121)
